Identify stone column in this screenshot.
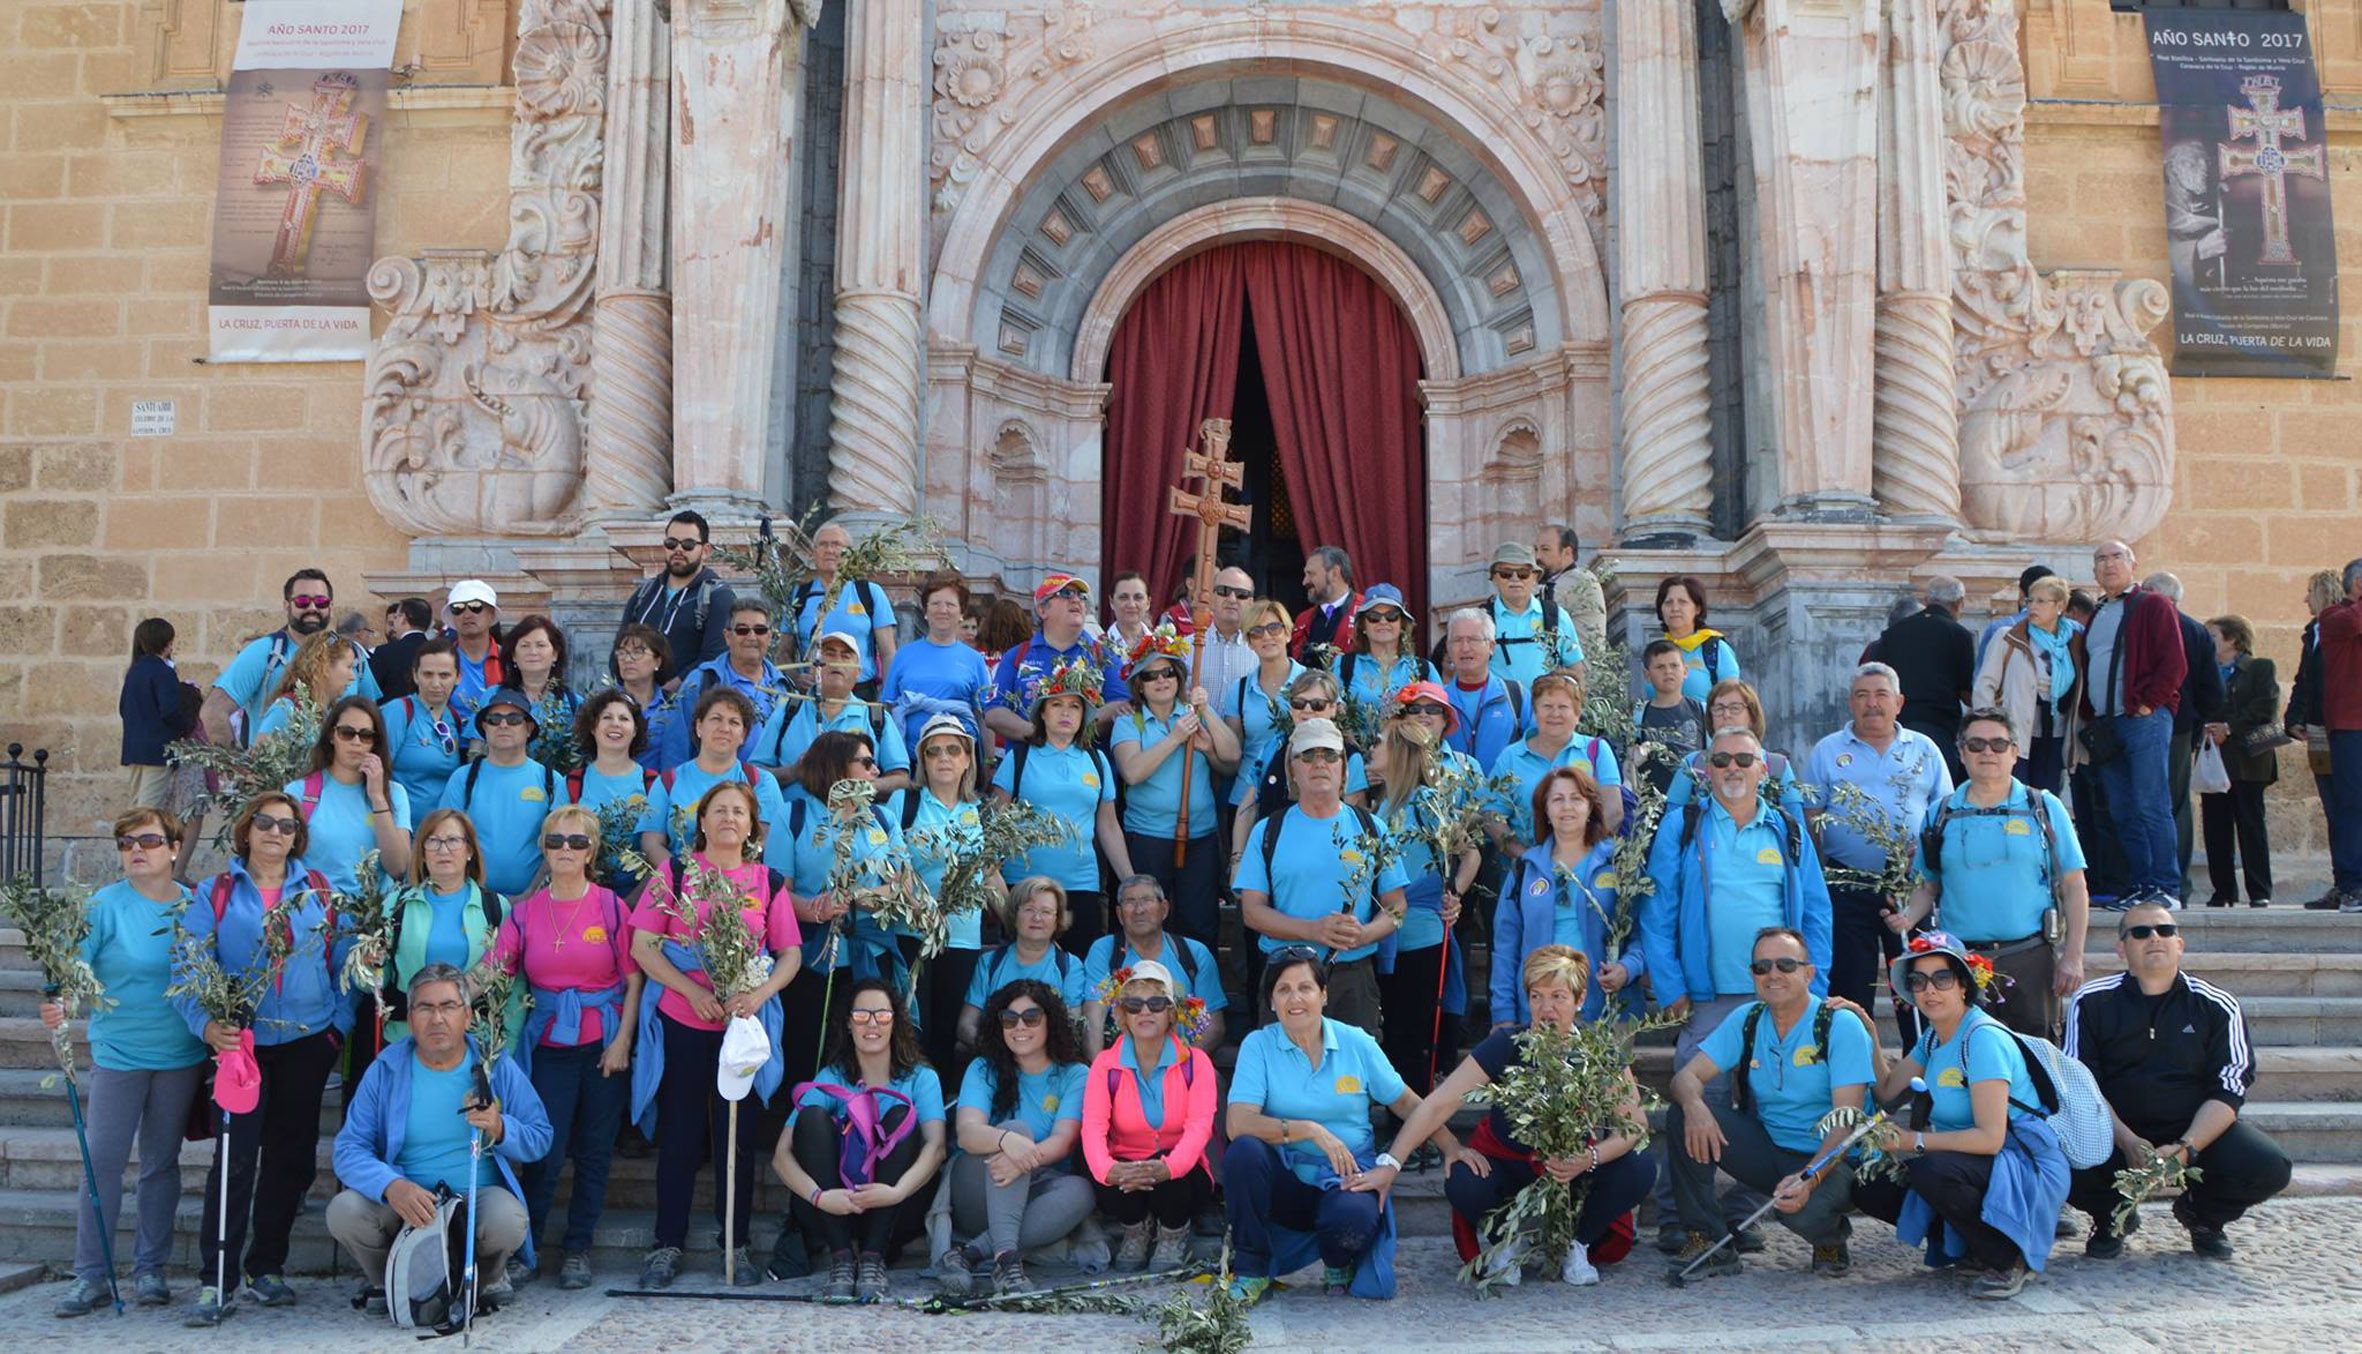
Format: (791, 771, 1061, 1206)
(670, 0, 805, 516)
(1614, 0, 1715, 544)
(825, 0, 927, 518)
(584, 0, 674, 520)
(1871, 0, 1961, 522)
(1731, 0, 1881, 516)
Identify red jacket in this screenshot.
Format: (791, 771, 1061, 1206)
(1289, 589, 1362, 662)
(2319, 598, 2362, 731)
(1082, 1038, 1217, 1183)
(2080, 586, 2188, 717)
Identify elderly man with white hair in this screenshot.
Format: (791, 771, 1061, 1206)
(1439, 607, 1526, 768)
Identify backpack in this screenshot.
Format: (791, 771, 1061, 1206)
(1104, 1044, 1197, 1109)
(980, 941, 1077, 997)
(383, 1187, 470, 1330)
(1912, 1021, 2113, 1169)
(1489, 595, 1564, 658)
(1729, 1000, 1836, 1116)
(458, 758, 558, 811)
(1674, 798, 1805, 864)
(765, 699, 886, 769)
(1111, 929, 1201, 991)
(209, 868, 340, 991)
(1919, 788, 2062, 889)
(567, 765, 659, 804)
(791, 579, 890, 659)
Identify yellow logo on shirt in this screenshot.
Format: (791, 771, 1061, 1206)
(584, 926, 608, 944)
(849, 602, 867, 616)
(1529, 877, 1551, 897)
(1755, 847, 1782, 865)
(1081, 773, 1101, 789)
(2005, 818, 2031, 836)
(522, 787, 548, 803)
(1341, 849, 1366, 868)
(867, 828, 888, 846)
(959, 808, 980, 827)
(1937, 1067, 1967, 1089)
(1335, 1075, 1362, 1095)
(1835, 754, 1854, 769)
(1041, 1095, 1059, 1114)
(1793, 1045, 1819, 1067)
(1593, 870, 1617, 889)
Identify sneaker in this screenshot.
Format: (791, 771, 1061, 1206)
(937, 1243, 974, 1297)
(135, 1272, 170, 1306)
(855, 1251, 889, 1303)
(1481, 1236, 1526, 1287)
(1320, 1263, 1352, 1295)
(822, 1250, 856, 1303)
(1114, 1218, 1154, 1271)
(2092, 894, 2129, 912)
(505, 1254, 536, 1287)
(1968, 1263, 2028, 1299)
(2176, 1197, 2233, 1259)
(559, 1253, 593, 1291)
(639, 1245, 682, 1290)
(990, 1250, 1030, 1296)
(247, 1273, 297, 1307)
(1668, 1231, 1741, 1281)
(2303, 888, 2344, 911)
(1655, 1223, 1688, 1255)
(1224, 1274, 1272, 1306)
(52, 1277, 104, 1318)
(1730, 1224, 1767, 1254)
(1150, 1223, 1193, 1273)
(1559, 1240, 1599, 1287)
(2250, 897, 2271, 909)
(358, 1286, 388, 1317)
(1810, 1242, 1851, 1277)
(482, 1272, 514, 1305)
(185, 1286, 233, 1327)
(2340, 893, 2362, 915)
(730, 1246, 762, 1286)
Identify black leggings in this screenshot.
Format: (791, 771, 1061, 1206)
(920, 948, 981, 1100)
(653, 1015, 763, 1250)
(787, 1106, 925, 1256)
(1376, 942, 1450, 1095)
(1853, 1150, 2021, 1271)
(1094, 1164, 1214, 1228)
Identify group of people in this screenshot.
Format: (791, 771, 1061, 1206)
(62, 517, 2350, 1324)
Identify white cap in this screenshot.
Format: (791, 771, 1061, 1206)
(815, 630, 861, 656)
(1121, 959, 1176, 998)
(716, 1013, 770, 1102)
(447, 578, 499, 611)
(1289, 718, 1346, 756)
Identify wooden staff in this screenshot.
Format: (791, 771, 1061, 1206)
(1164, 420, 1251, 866)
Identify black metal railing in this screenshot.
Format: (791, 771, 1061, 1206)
(1, 744, 49, 887)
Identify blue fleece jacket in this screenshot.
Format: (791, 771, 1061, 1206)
(172, 856, 359, 1045)
(333, 1035, 553, 1221)
(1639, 801, 1833, 1004)
(1493, 838, 1643, 1025)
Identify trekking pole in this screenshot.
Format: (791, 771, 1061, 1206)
(215, 1102, 231, 1310)
(462, 1062, 490, 1347)
(724, 1099, 739, 1286)
(47, 987, 122, 1313)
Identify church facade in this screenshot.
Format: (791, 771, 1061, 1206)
(0, 0, 2357, 846)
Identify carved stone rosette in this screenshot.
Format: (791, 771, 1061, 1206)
(362, 0, 608, 537)
(1941, 0, 2173, 542)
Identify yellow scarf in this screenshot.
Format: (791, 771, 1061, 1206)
(1667, 627, 1725, 655)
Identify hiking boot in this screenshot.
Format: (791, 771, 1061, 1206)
(134, 1272, 171, 1306)
(52, 1277, 104, 1318)
(1225, 1274, 1272, 1306)
(358, 1286, 388, 1317)
(1730, 1224, 1767, 1254)
(559, 1253, 593, 1291)
(1668, 1231, 1742, 1280)
(855, 1250, 889, 1303)
(766, 1223, 812, 1281)
(1150, 1223, 1193, 1272)
(822, 1249, 856, 1303)
(639, 1245, 682, 1290)
(247, 1273, 297, 1307)
(729, 1246, 763, 1286)
(185, 1286, 233, 1327)
(990, 1250, 1031, 1296)
(936, 1243, 974, 1298)
(1321, 1263, 1352, 1295)
(1810, 1242, 1852, 1277)
(2086, 1209, 2138, 1259)
(505, 1254, 536, 1287)
(2341, 893, 2362, 915)
(1560, 1240, 1599, 1287)
(1969, 1263, 2028, 1299)
(1655, 1222, 1688, 1254)
(1114, 1218, 1154, 1271)
(2176, 1197, 2233, 1259)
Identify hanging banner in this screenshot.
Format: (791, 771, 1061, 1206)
(2145, 11, 2340, 378)
(206, 0, 402, 363)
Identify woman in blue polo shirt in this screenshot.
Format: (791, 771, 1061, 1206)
(1111, 648, 1240, 948)
(383, 641, 466, 813)
(1365, 696, 1479, 1096)
(882, 574, 993, 751)
(959, 877, 1090, 1047)
(936, 980, 1092, 1297)
(1488, 671, 1623, 846)
(287, 695, 413, 894)
(991, 674, 1131, 954)
(1334, 585, 1436, 741)
(609, 626, 682, 774)
(634, 687, 789, 866)
(890, 716, 998, 1085)
(1221, 950, 1448, 1304)
(773, 731, 908, 1080)
(1219, 599, 1303, 775)
(496, 616, 582, 769)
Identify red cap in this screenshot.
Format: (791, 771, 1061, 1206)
(1392, 680, 1460, 737)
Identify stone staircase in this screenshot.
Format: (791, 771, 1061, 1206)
(0, 906, 2352, 1275)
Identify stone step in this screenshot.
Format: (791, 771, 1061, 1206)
(2077, 909, 2362, 957)
(2240, 1102, 2362, 1164)
(2085, 950, 2362, 997)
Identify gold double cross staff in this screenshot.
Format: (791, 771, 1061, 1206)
(1162, 419, 1251, 863)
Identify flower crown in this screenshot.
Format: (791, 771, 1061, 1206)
(1906, 932, 2002, 994)
(1099, 965, 1212, 1043)
(1022, 655, 1105, 713)
(1125, 623, 1192, 672)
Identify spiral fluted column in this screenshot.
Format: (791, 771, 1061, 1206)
(1871, 0, 1960, 521)
(1618, 292, 1716, 527)
(584, 0, 674, 518)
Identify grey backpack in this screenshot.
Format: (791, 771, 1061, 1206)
(383, 1188, 469, 1330)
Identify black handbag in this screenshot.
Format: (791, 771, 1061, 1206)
(2076, 598, 2131, 765)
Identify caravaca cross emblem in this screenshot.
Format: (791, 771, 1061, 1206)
(2217, 74, 2325, 268)
(254, 72, 372, 279)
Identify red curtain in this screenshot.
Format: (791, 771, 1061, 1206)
(1099, 247, 1246, 615)
(1241, 242, 1429, 630)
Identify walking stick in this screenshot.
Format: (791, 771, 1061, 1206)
(461, 1061, 491, 1345)
(215, 1102, 231, 1309)
(1426, 917, 1453, 1096)
(46, 988, 122, 1314)
(724, 1100, 739, 1286)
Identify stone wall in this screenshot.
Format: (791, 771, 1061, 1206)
(0, 1, 511, 843)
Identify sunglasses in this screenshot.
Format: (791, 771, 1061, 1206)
(852, 755, 878, 769)
(1139, 668, 1180, 682)
(289, 594, 333, 609)
(1211, 585, 1253, 600)
(451, 601, 492, 615)
(1403, 702, 1449, 718)
(1903, 969, 1962, 992)
(332, 724, 375, 742)
(1049, 585, 1088, 601)
(1247, 622, 1287, 639)
(116, 832, 171, 851)
(1118, 995, 1175, 1014)
(848, 1009, 895, 1026)
(731, 624, 771, 637)
(1269, 944, 1326, 969)
(1707, 751, 1760, 768)
(1491, 568, 1536, 581)
(542, 833, 594, 851)
(250, 814, 301, 836)
(997, 1007, 1048, 1028)
(1961, 735, 2015, 753)
(2125, 923, 2180, 940)
(663, 537, 703, 552)
(426, 718, 457, 753)
(1750, 957, 1807, 976)
(1289, 697, 1333, 711)
(1363, 609, 1404, 624)
(1294, 748, 1343, 764)
(478, 711, 529, 728)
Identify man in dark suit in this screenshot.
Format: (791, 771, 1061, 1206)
(367, 597, 433, 701)
(1873, 575, 1977, 783)
(2146, 572, 2226, 898)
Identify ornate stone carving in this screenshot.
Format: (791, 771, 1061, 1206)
(1942, 0, 2173, 543)
(931, 5, 1097, 215)
(363, 0, 607, 538)
(1872, 0, 1960, 522)
(1428, 6, 1608, 226)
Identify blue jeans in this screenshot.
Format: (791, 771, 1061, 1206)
(522, 1040, 626, 1254)
(1223, 1137, 1381, 1277)
(2095, 709, 2178, 896)
(2331, 730, 2362, 892)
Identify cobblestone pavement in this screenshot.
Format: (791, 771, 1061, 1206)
(6, 1196, 2358, 1353)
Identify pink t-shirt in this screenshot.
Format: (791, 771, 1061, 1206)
(626, 857, 801, 1032)
(494, 885, 638, 1047)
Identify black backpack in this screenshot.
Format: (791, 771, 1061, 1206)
(1674, 797, 1805, 865)
(1729, 1000, 1836, 1115)
(1918, 788, 2062, 884)
(457, 757, 558, 812)
(765, 699, 887, 769)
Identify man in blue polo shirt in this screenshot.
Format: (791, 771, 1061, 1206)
(1484, 542, 1581, 689)
(1889, 707, 2090, 1038)
(1234, 719, 1411, 1036)
(987, 573, 1131, 741)
(1081, 874, 1227, 1054)
(439, 689, 558, 895)
(663, 600, 792, 767)
(204, 567, 381, 746)
(788, 521, 898, 692)
(1666, 926, 1877, 1279)
(750, 632, 910, 788)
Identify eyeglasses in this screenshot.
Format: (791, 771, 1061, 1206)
(1118, 995, 1175, 1014)
(997, 1007, 1048, 1029)
(1119, 892, 1165, 909)
(1211, 585, 1253, 600)
(478, 711, 529, 728)
(1707, 751, 1760, 768)
(1246, 622, 1287, 639)
(1961, 735, 2015, 754)
(249, 814, 301, 836)
(423, 835, 469, 852)
(451, 601, 492, 615)
(1749, 957, 1807, 976)
(1363, 610, 1403, 624)
(1289, 697, 1333, 712)
(289, 594, 332, 610)
(1294, 748, 1343, 764)
(1403, 702, 1448, 718)
(663, 536, 703, 552)
(1491, 568, 1536, 581)
(410, 999, 466, 1018)
(922, 744, 966, 757)
(614, 644, 653, 661)
(116, 832, 170, 851)
(2125, 923, 2180, 940)
(847, 1009, 895, 1025)
(542, 833, 594, 851)
(1903, 969, 1962, 993)
(731, 624, 771, 637)
(332, 724, 375, 742)
(1017, 904, 1060, 921)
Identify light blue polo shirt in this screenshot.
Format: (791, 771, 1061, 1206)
(1111, 709, 1219, 839)
(568, 763, 652, 816)
(965, 943, 1090, 1012)
(1912, 784, 2085, 942)
(634, 759, 791, 857)
(1338, 653, 1435, 720)
(661, 656, 791, 767)
(990, 742, 1111, 892)
(881, 637, 992, 749)
(891, 789, 985, 950)
(439, 758, 556, 896)
(1227, 747, 1370, 808)
(792, 1065, 945, 1131)
(1082, 933, 1227, 1012)
(285, 775, 411, 895)
(1232, 805, 1411, 963)
(1917, 1008, 2038, 1133)
(772, 785, 907, 968)
(383, 696, 465, 813)
(1117, 1036, 1181, 1128)
(750, 698, 910, 776)
(397, 1049, 492, 1191)
(1229, 1018, 1406, 1184)
(1699, 800, 1792, 996)
(1218, 663, 1304, 774)
(1378, 748, 1483, 951)
(1698, 996, 1877, 1153)
(451, 645, 499, 728)
(1489, 596, 1583, 688)
(793, 579, 897, 684)
(81, 880, 209, 1072)
(958, 1060, 1086, 1149)
(1802, 724, 1953, 874)
(1488, 735, 1623, 843)
(214, 631, 377, 739)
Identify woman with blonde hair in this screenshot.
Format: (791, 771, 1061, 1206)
(1367, 682, 1479, 1095)
(1973, 574, 2083, 794)
(2290, 569, 2344, 909)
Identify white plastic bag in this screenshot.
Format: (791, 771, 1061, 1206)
(2193, 741, 2232, 796)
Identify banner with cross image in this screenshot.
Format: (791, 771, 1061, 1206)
(205, 0, 402, 362)
(2145, 10, 2340, 378)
